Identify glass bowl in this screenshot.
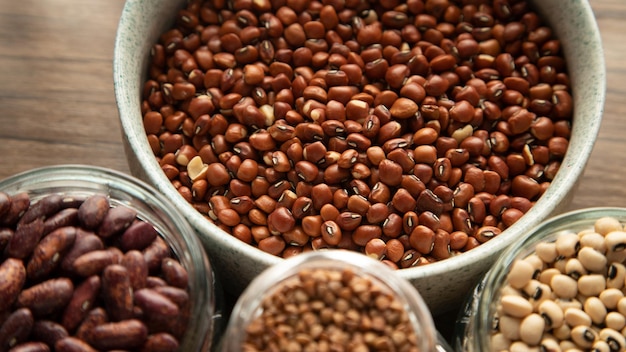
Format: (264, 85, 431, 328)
(220, 249, 453, 351)
(0, 164, 220, 351)
(454, 207, 626, 351)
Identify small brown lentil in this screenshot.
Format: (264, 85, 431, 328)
(241, 266, 419, 351)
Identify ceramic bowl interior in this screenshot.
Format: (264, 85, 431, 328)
(113, 0, 605, 314)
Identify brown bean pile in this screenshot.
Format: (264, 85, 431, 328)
(142, 0, 572, 267)
(0, 192, 190, 352)
(242, 267, 420, 351)
(491, 216, 626, 351)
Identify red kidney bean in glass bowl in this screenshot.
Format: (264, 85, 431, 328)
(140, 0, 573, 269)
(0, 165, 216, 352)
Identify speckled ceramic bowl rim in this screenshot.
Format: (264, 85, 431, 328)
(113, 0, 605, 311)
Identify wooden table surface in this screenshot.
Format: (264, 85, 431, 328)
(1, 0, 625, 346)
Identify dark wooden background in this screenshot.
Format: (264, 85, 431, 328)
(1, 0, 624, 345)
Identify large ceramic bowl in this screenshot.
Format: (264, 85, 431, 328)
(113, 0, 605, 314)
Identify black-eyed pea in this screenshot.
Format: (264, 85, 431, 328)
(500, 285, 524, 299)
(605, 230, 626, 252)
(598, 328, 626, 352)
(500, 295, 533, 318)
(524, 281, 551, 307)
(579, 232, 607, 254)
(538, 268, 561, 286)
(538, 300, 564, 329)
(507, 260, 536, 289)
(595, 216, 623, 236)
(509, 341, 539, 352)
(583, 297, 607, 325)
(553, 322, 572, 341)
(605, 312, 626, 331)
(599, 288, 624, 310)
(559, 341, 582, 351)
(578, 274, 606, 297)
(591, 340, 611, 352)
(570, 325, 597, 349)
(523, 254, 545, 273)
(577, 228, 597, 238)
(555, 232, 580, 258)
(553, 257, 567, 274)
(490, 332, 511, 351)
(498, 315, 522, 341)
(606, 263, 626, 289)
(539, 337, 560, 352)
(535, 242, 558, 264)
(605, 248, 626, 265)
(508, 341, 531, 352)
(555, 298, 583, 312)
(519, 313, 545, 346)
(564, 258, 587, 280)
(551, 274, 578, 299)
(577, 247, 607, 273)
(563, 308, 592, 327)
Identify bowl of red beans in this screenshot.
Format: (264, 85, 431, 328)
(113, 0, 605, 314)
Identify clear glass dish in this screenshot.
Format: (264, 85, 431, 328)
(220, 249, 453, 351)
(454, 207, 626, 351)
(0, 164, 221, 351)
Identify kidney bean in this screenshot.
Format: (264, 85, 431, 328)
(87, 319, 148, 351)
(60, 234, 104, 273)
(140, 332, 180, 352)
(120, 221, 159, 252)
(0, 308, 34, 351)
(71, 248, 123, 277)
(97, 206, 137, 239)
(17, 278, 74, 317)
(60, 276, 101, 332)
(31, 320, 69, 348)
(77, 195, 109, 230)
(55, 336, 97, 352)
(0, 192, 30, 227)
(0, 192, 11, 218)
(17, 194, 62, 226)
(0, 258, 26, 312)
(101, 265, 134, 322)
(6, 218, 45, 260)
(26, 226, 76, 281)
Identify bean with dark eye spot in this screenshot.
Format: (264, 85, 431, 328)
(475, 226, 501, 243)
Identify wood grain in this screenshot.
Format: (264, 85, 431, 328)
(0, 0, 129, 177)
(0, 0, 624, 342)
